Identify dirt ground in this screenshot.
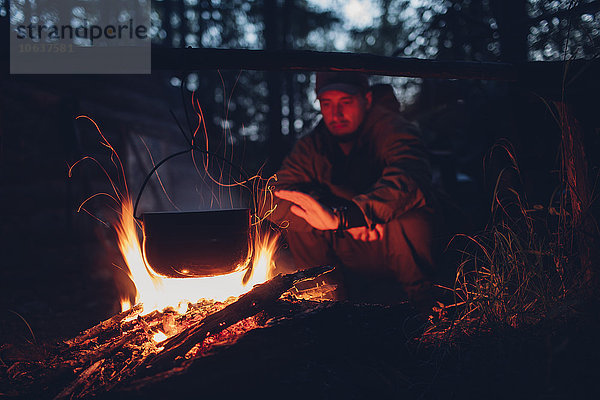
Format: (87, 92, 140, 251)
(2, 242, 600, 400)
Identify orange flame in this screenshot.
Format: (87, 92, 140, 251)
(116, 197, 278, 315)
(71, 113, 280, 318)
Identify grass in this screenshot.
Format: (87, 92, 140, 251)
(7, 310, 37, 346)
(414, 132, 600, 399)
(426, 139, 591, 340)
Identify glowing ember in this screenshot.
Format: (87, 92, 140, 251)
(116, 197, 278, 315)
(152, 331, 168, 343)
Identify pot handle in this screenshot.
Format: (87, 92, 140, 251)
(133, 145, 252, 221)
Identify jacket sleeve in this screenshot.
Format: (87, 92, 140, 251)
(352, 116, 431, 227)
(266, 137, 317, 232)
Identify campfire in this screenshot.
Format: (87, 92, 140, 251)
(2, 116, 340, 399)
(4, 262, 332, 399)
(115, 197, 280, 315)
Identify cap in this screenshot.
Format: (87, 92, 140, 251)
(315, 71, 370, 97)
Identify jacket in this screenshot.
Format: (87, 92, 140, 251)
(269, 102, 433, 232)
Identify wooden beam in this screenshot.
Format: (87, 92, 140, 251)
(151, 48, 600, 98)
(151, 47, 517, 81)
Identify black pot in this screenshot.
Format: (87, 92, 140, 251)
(142, 209, 251, 278)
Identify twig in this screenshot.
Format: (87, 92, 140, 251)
(8, 310, 37, 345)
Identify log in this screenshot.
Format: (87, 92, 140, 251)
(150, 47, 600, 97)
(139, 265, 334, 375)
(4, 267, 333, 398)
(65, 303, 143, 347)
(53, 359, 104, 400)
(152, 47, 516, 81)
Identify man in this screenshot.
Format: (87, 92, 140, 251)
(270, 71, 437, 310)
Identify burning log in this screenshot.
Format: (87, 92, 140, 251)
(2, 266, 333, 399)
(65, 303, 143, 347)
(139, 265, 333, 374)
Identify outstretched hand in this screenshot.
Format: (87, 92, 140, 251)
(274, 190, 339, 231)
(275, 190, 385, 241)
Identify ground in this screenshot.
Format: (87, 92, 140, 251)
(1, 250, 600, 399)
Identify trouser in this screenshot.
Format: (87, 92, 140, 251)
(281, 208, 437, 308)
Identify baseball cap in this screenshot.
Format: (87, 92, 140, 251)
(315, 71, 370, 97)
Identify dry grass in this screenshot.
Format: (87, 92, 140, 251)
(425, 140, 589, 342)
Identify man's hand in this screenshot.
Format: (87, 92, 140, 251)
(347, 224, 385, 242)
(274, 190, 339, 230)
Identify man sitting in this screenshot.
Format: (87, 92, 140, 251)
(270, 71, 438, 311)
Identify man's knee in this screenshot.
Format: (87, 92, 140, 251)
(384, 208, 439, 304)
(284, 229, 335, 269)
(385, 208, 437, 262)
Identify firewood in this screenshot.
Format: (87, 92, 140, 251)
(53, 359, 104, 400)
(65, 303, 143, 347)
(5, 267, 333, 398)
(139, 266, 333, 375)
(91, 330, 139, 364)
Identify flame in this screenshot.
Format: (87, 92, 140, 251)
(116, 197, 278, 315)
(71, 115, 281, 318)
(120, 299, 132, 312)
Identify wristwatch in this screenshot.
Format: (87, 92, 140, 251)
(331, 205, 348, 237)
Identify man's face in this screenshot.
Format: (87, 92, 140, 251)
(318, 90, 372, 137)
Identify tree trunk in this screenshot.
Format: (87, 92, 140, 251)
(282, 0, 297, 138)
(490, 0, 529, 64)
(264, 0, 284, 173)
